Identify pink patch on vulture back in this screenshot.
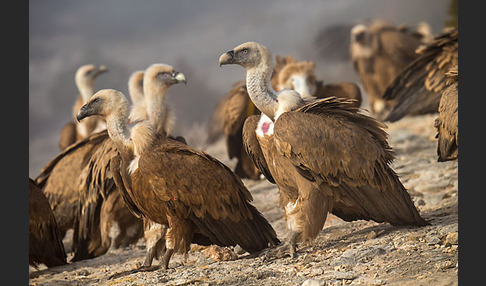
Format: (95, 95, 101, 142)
(262, 122, 270, 134)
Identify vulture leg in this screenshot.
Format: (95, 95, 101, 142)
(264, 185, 332, 261)
(162, 248, 175, 271)
(162, 215, 195, 270)
(141, 220, 167, 268)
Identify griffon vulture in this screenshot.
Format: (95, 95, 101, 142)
(58, 64, 108, 150)
(434, 65, 458, 162)
(219, 41, 428, 258)
(350, 20, 428, 120)
(29, 178, 67, 269)
(383, 27, 458, 122)
(77, 88, 280, 271)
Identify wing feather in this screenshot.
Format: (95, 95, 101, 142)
(242, 115, 275, 183)
(273, 97, 427, 225)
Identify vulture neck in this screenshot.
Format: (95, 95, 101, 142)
(144, 85, 169, 135)
(129, 84, 145, 107)
(78, 83, 95, 103)
(105, 110, 132, 157)
(246, 63, 279, 121)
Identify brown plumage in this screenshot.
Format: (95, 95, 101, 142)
(77, 88, 280, 271)
(434, 65, 458, 162)
(223, 81, 262, 180)
(383, 27, 458, 122)
(35, 130, 108, 240)
(350, 20, 428, 120)
(29, 178, 67, 269)
(220, 41, 428, 258)
(58, 64, 108, 150)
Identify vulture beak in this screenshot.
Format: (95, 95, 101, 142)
(76, 103, 92, 122)
(95, 65, 109, 77)
(174, 71, 187, 85)
(219, 50, 235, 66)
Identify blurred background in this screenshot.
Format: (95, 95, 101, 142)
(29, 0, 454, 177)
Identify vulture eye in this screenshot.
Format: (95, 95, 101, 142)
(85, 70, 93, 76)
(92, 98, 100, 104)
(243, 48, 248, 54)
(158, 72, 170, 79)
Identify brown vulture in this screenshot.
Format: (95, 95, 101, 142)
(76, 88, 280, 271)
(349, 20, 429, 120)
(434, 65, 458, 162)
(383, 27, 458, 122)
(29, 178, 67, 269)
(58, 64, 108, 150)
(219, 41, 428, 258)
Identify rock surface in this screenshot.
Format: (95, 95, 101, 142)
(29, 113, 458, 286)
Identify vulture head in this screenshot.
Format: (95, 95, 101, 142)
(143, 63, 186, 96)
(77, 89, 129, 123)
(349, 24, 373, 60)
(219, 42, 273, 71)
(276, 61, 317, 98)
(75, 64, 108, 90)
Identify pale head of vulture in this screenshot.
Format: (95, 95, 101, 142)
(142, 63, 187, 135)
(77, 89, 129, 124)
(219, 42, 273, 71)
(220, 42, 304, 121)
(276, 61, 317, 98)
(349, 24, 373, 60)
(75, 64, 108, 101)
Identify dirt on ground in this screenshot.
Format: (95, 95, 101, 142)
(29, 113, 458, 286)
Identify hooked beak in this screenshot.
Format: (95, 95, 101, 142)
(218, 50, 235, 67)
(76, 103, 91, 122)
(174, 71, 187, 85)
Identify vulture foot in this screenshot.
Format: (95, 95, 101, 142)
(107, 265, 160, 280)
(261, 241, 297, 262)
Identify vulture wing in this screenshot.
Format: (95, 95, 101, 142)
(223, 82, 252, 159)
(58, 121, 77, 150)
(134, 138, 279, 252)
(435, 66, 458, 162)
(273, 97, 427, 226)
(29, 178, 67, 268)
(71, 136, 117, 261)
(384, 27, 458, 122)
(242, 115, 276, 184)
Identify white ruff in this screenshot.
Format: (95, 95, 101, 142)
(128, 155, 140, 175)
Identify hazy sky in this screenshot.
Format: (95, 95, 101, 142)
(29, 0, 452, 177)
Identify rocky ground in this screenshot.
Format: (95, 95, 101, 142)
(29, 113, 458, 286)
